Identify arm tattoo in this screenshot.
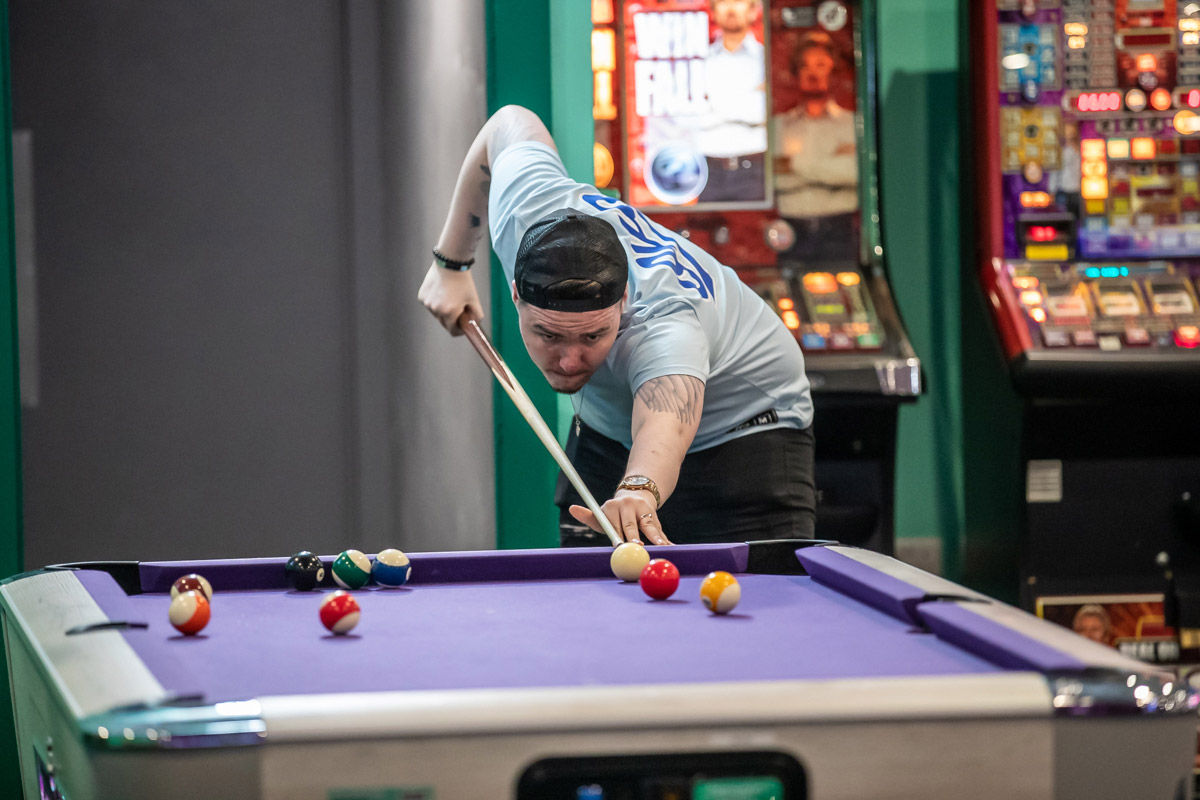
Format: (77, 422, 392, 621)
(479, 164, 491, 197)
(468, 213, 481, 228)
(635, 375, 703, 426)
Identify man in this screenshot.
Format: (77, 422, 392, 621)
(420, 105, 814, 547)
(1072, 604, 1113, 648)
(696, 0, 768, 203)
(773, 31, 859, 262)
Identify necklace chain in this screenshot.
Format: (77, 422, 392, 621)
(574, 386, 584, 437)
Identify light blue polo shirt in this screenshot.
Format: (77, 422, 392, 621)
(489, 142, 812, 452)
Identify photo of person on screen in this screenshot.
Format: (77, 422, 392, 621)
(773, 31, 859, 262)
(1072, 604, 1115, 648)
(695, 0, 768, 204)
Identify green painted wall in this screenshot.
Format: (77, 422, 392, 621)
(486, 0, 592, 549)
(876, 0, 967, 577)
(0, 1, 24, 793)
(875, 0, 1021, 596)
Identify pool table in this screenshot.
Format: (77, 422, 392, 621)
(1, 541, 1195, 799)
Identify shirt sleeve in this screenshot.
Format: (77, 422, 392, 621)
(611, 304, 711, 394)
(488, 142, 582, 281)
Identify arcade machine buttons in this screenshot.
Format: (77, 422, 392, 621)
(828, 333, 856, 350)
(1071, 330, 1098, 347)
(1124, 327, 1152, 346)
(1041, 328, 1071, 348)
(1176, 326, 1200, 348)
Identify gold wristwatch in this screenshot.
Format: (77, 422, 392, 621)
(616, 475, 662, 508)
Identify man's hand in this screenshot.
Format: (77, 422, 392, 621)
(568, 490, 673, 546)
(418, 263, 485, 335)
(572, 373, 703, 545)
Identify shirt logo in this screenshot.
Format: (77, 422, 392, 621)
(581, 193, 715, 299)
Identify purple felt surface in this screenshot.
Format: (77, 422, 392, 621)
(86, 573, 1001, 704)
(919, 603, 1088, 673)
(137, 544, 750, 594)
(796, 547, 927, 626)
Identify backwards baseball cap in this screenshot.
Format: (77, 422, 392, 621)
(514, 209, 628, 312)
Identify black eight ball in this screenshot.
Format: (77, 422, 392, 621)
(285, 551, 325, 591)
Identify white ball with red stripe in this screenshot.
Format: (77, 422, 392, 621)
(319, 590, 361, 635)
(168, 590, 211, 635)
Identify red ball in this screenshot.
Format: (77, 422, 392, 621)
(170, 573, 212, 601)
(319, 590, 361, 635)
(639, 558, 680, 600)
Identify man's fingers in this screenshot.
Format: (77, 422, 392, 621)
(638, 515, 673, 546)
(570, 502, 658, 545)
(569, 504, 638, 543)
(418, 264, 483, 337)
(450, 302, 485, 336)
(568, 504, 599, 531)
(614, 507, 640, 543)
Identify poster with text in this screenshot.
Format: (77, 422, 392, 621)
(624, 0, 771, 209)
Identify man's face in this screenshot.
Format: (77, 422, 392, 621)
(1073, 614, 1108, 644)
(712, 0, 758, 34)
(798, 48, 835, 95)
(514, 289, 623, 394)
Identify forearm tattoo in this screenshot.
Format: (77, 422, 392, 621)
(469, 165, 490, 229)
(635, 375, 703, 426)
(479, 164, 491, 197)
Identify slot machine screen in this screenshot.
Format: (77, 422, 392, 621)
(619, 0, 773, 210)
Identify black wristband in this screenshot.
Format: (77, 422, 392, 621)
(433, 248, 474, 271)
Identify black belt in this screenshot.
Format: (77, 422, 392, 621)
(726, 409, 779, 434)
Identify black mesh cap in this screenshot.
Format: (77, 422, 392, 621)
(514, 209, 628, 312)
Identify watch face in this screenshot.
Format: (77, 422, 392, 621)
(625, 477, 649, 487)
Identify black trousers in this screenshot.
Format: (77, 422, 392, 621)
(555, 421, 816, 546)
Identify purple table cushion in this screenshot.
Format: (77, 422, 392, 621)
(919, 602, 1088, 673)
(795, 546, 927, 626)
(138, 544, 751, 594)
(796, 547, 1086, 672)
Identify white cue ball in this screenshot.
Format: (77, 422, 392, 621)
(610, 541, 650, 582)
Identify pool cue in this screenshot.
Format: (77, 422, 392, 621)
(457, 309, 623, 547)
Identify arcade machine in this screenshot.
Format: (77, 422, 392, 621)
(972, 0, 1200, 668)
(590, 0, 921, 553)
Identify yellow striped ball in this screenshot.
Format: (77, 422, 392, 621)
(699, 571, 740, 615)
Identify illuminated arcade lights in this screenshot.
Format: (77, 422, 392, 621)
(1080, 136, 1110, 201)
(1083, 266, 1130, 278)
